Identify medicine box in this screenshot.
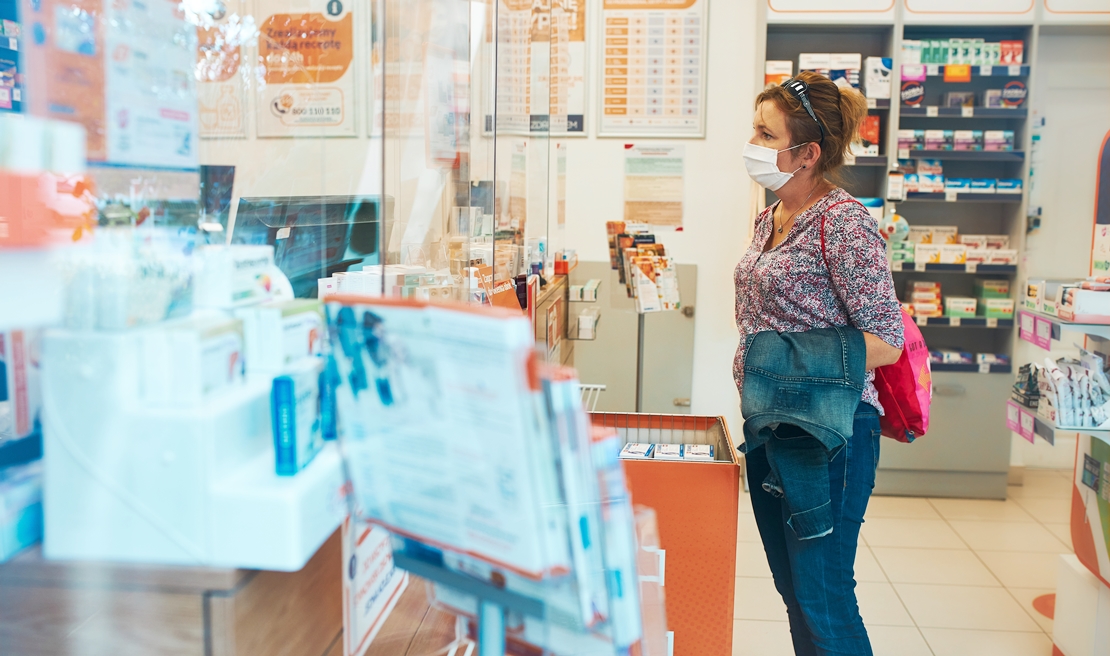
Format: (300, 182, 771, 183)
(939, 244, 967, 264)
(978, 298, 1015, 319)
(945, 297, 977, 318)
(985, 249, 1017, 265)
(907, 225, 933, 243)
(1059, 289, 1110, 323)
(984, 130, 1015, 151)
(765, 60, 793, 86)
(945, 178, 971, 192)
(912, 290, 941, 303)
(619, 443, 654, 459)
(583, 279, 601, 302)
(913, 302, 942, 317)
(954, 131, 984, 151)
(996, 179, 1023, 194)
(931, 226, 959, 244)
(271, 358, 325, 476)
(864, 57, 892, 99)
(916, 159, 943, 176)
(946, 92, 976, 108)
(799, 53, 832, 72)
(984, 89, 1003, 108)
(985, 235, 1010, 249)
(193, 245, 276, 309)
(903, 174, 921, 193)
(682, 444, 715, 461)
(654, 443, 684, 461)
(960, 235, 988, 249)
(925, 130, 954, 150)
(969, 179, 996, 193)
(915, 244, 942, 264)
(974, 279, 1011, 299)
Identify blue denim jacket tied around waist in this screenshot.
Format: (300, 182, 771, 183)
(739, 326, 867, 540)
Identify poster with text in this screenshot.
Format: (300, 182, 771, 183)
(341, 518, 408, 656)
(599, 0, 707, 138)
(256, 0, 355, 137)
(195, 0, 250, 138)
(624, 144, 684, 228)
(485, 0, 586, 135)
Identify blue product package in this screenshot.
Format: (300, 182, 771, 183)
(271, 359, 324, 476)
(945, 177, 971, 191)
(970, 179, 996, 193)
(0, 461, 43, 563)
(319, 357, 339, 441)
(996, 178, 1023, 194)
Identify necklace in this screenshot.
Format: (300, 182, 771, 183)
(776, 182, 824, 234)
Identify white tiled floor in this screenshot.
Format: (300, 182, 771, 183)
(733, 468, 1073, 655)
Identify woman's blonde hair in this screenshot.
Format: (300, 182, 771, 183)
(755, 71, 869, 178)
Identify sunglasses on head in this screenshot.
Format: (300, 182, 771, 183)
(781, 78, 826, 147)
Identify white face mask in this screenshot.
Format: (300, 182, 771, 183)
(743, 142, 809, 191)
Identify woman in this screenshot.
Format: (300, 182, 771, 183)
(734, 71, 905, 655)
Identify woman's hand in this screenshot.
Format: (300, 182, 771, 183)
(863, 332, 902, 371)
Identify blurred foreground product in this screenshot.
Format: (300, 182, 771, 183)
(0, 460, 42, 563)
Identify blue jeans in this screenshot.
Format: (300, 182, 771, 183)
(746, 402, 882, 656)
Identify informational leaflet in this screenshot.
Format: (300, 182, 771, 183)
(195, 0, 250, 139)
(623, 144, 684, 228)
(256, 0, 355, 137)
(326, 300, 573, 579)
(487, 0, 587, 135)
(600, 0, 707, 138)
(342, 518, 408, 656)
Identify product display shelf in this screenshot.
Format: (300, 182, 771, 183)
(914, 316, 1013, 328)
(891, 262, 1018, 274)
(848, 156, 889, 167)
(901, 192, 1022, 202)
(1018, 309, 1110, 342)
(900, 107, 1028, 119)
(921, 64, 1030, 78)
(904, 149, 1025, 162)
(933, 362, 1012, 374)
(1004, 399, 1109, 446)
(867, 99, 892, 110)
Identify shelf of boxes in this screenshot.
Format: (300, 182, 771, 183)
(901, 192, 1022, 203)
(891, 262, 1017, 274)
(1018, 309, 1110, 344)
(848, 156, 889, 167)
(900, 107, 1028, 119)
(921, 64, 1030, 78)
(905, 149, 1025, 162)
(1005, 400, 1110, 446)
(933, 362, 1012, 374)
(914, 316, 1013, 328)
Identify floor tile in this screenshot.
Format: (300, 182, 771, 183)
(738, 492, 754, 513)
(1045, 523, 1073, 551)
(1008, 587, 1055, 634)
(868, 626, 933, 656)
(866, 495, 942, 520)
(977, 551, 1066, 589)
(1007, 472, 1073, 500)
(735, 540, 773, 578)
(929, 498, 1035, 523)
(855, 545, 888, 583)
(921, 628, 1052, 656)
(948, 520, 1069, 553)
(734, 577, 787, 621)
(733, 620, 793, 656)
(871, 547, 1000, 586)
(857, 581, 915, 627)
(737, 510, 761, 543)
(1012, 497, 1073, 524)
(861, 518, 966, 549)
(894, 583, 1042, 631)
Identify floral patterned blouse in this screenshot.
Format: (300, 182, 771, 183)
(734, 187, 904, 414)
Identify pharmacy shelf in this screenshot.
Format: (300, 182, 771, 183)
(891, 262, 1017, 274)
(915, 317, 1013, 328)
(921, 64, 1030, 78)
(902, 192, 1022, 203)
(848, 156, 888, 167)
(866, 99, 892, 110)
(901, 107, 1027, 119)
(906, 149, 1025, 162)
(1006, 400, 1110, 446)
(1018, 309, 1110, 342)
(932, 362, 1012, 374)
(0, 431, 42, 470)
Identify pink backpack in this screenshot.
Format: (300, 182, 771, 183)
(820, 201, 931, 443)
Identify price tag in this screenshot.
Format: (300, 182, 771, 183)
(891, 261, 903, 272)
(1008, 65, 1022, 76)
(926, 64, 940, 76)
(987, 318, 999, 328)
(966, 262, 978, 273)
(950, 317, 961, 327)
(867, 97, 877, 109)
(917, 316, 929, 327)
(979, 362, 991, 374)
(7, 38, 15, 51)
(945, 189, 959, 202)
(276, 227, 291, 240)
(980, 65, 993, 76)
(927, 106, 939, 117)
(915, 261, 928, 272)
(962, 106, 974, 118)
(1019, 412, 1035, 442)
(898, 148, 910, 159)
(845, 151, 856, 165)
(11, 89, 19, 102)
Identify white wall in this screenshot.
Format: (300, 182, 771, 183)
(1012, 28, 1110, 469)
(563, 0, 760, 430)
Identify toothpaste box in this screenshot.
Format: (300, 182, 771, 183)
(915, 244, 942, 264)
(945, 297, 977, 317)
(969, 179, 996, 193)
(654, 443, 684, 461)
(954, 130, 984, 151)
(996, 179, 1023, 194)
(939, 244, 968, 264)
(1001, 40, 1024, 65)
(916, 159, 944, 175)
(984, 130, 1015, 151)
(682, 444, 715, 461)
(619, 443, 655, 459)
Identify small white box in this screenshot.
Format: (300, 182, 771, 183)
(799, 53, 832, 71)
(864, 57, 892, 99)
(194, 246, 275, 309)
(931, 226, 960, 245)
(939, 244, 967, 264)
(568, 285, 583, 302)
(583, 279, 601, 303)
(915, 244, 942, 264)
(654, 443, 684, 460)
(619, 443, 654, 460)
(682, 444, 715, 461)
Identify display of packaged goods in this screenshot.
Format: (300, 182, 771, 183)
(912, 302, 942, 317)
(925, 129, 954, 150)
(996, 179, 1023, 194)
(978, 298, 1016, 319)
(901, 40, 923, 65)
(909, 281, 942, 292)
(764, 60, 793, 86)
(1059, 289, 1110, 323)
(915, 244, 942, 264)
(907, 226, 933, 243)
(583, 279, 601, 303)
(984, 89, 1004, 108)
(931, 349, 973, 364)
(976, 353, 1010, 365)
(969, 179, 996, 193)
(920, 174, 946, 193)
(946, 92, 976, 108)
(945, 178, 971, 192)
(985, 249, 1017, 265)
(864, 57, 893, 99)
(895, 159, 916, 174)
(577, 307, 600, 340)
(945, 297, 977, 317)
(138, 316, 245, 408)
(0, 461, 42, 564)
(897, 129, 925, 150)
(954, 131, 984, 151)
(235, 299, 323, 376)
(856, 115, 881, 156)
(271, 358, 325, 476)
(974, 279, 1011, 299)
(904, 174, 921, 193)
(939, 244, 968, 264)
(682, 444, 715, 461)
(619, 443, 654, 460)
(916, 159, 943, 176)
(912, 290, 942, 303)
(1001, 40, 1024, 65)
(960, 235, 988, 249)
(193, 245, 276, 309)
(653, 444, 683, 461)
(932, 226, 959, 244)
(798, 53, 832, 72)
(984, 130, 1015, 151)
(985, 235, 1011, 249)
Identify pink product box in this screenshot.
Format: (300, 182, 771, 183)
(924, 130, 953, 151)
(983, 130, 1015, 152)
(954, 130, 983, 151)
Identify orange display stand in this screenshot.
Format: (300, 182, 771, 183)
(591, 413, 740, 656)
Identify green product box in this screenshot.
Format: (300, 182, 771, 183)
(974, 279, 1011, 299)
(977, 298, 1015, 318)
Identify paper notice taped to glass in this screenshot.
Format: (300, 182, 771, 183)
(623, 145, 685, 228)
